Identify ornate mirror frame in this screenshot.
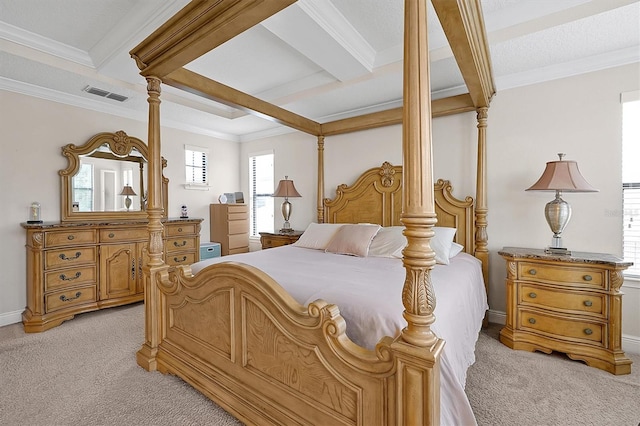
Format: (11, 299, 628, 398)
(59, 130, 168, 222)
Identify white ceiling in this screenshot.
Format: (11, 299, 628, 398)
(0, 0, 638, 142)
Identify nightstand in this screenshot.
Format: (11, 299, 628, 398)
(259, 231, 303, 249)
(499, 247, 633, 375)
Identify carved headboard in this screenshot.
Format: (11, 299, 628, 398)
(323, 162, 476, 254)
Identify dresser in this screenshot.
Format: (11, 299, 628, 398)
(499, 247, 632, 375)
(21, 218, 202, 332)
(259, 231, 303, 249)
(210, 204, 249, 255)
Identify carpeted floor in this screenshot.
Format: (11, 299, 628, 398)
(0, 303, 638, 426)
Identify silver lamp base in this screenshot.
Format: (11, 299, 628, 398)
(280, 198, 294, 233)
(544, 191, 571, 255)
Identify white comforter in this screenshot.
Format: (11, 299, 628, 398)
(192, 245, 488, 426)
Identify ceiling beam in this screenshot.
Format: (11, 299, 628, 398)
(431, 0, 495, 108)
(130, 0, 296, 78)
(164, 68, 321, 135)
(320, 94, 475, 136)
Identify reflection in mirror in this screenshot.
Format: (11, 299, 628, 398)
(71, 145, 147, 212)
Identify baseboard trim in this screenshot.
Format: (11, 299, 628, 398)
(0, 309, 23, 328)
(487, 309, 640, 355)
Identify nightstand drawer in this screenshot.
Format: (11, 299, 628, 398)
(518, 262, 605, 289)
(261, 236, 289, 248)
(518, 308, 605, 346)
(519, 284, 605, 318)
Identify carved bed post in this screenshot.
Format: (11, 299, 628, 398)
(137, 76, 169, 372)
(317, 135, 325, 223)
(475, 107, 489, 298)
(392, 0, 444, 424)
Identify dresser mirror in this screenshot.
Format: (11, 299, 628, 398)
(60, 130, 168, 222)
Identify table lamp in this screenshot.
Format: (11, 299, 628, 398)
(526, 153, 598, 254)
(272, 176, 301, 233)
(120, 185, 137, 211)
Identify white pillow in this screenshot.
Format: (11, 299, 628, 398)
(449, 242, 464, 258)
(293, 223, 343, 250)
(325, 224, 381, 257)
(431, 227, 458, 265)
(368, 226, 406, 258)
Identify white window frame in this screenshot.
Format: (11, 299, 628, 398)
(248, 151, 274, 237)
(622, 90, 640, 278)
(184, 144, 210, 190)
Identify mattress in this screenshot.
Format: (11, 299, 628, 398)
(192, 245, 488, 426)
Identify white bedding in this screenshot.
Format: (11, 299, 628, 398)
(191, 245, 488, 426)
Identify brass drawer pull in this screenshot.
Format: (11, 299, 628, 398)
(528, 318, 536, 324)
(528, 292, 537, 299)
(60, 291, 82, 302)
(60, 272, 81, 281)
(584, 300, 593, 307)
(528, 269, 537, 275)
(59, 252, 81, 261)
(584, 328, 593, 335)
(174, 240, 187, 247)
(583, 275, 592, 281)
(174, 256, 187, 263)
(108, 233, 115, 238)
(67, 235, 75, 240)
(177, 227, 183, 232)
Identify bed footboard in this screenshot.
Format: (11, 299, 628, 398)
(137, 262, 444, 425)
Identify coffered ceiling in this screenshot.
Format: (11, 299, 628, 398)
(0, 0, 638, 141)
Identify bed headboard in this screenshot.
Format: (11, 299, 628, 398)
(323, 162, 476, 254)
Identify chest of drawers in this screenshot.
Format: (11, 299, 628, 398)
(22, 218, 202, 332)
(210, 204, 249, 255)
(499, 247, 632, 375)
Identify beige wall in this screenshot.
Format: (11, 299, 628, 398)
(0, 90, 240, 323)
(1, 62, 638, 352)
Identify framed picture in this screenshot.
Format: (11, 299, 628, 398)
(224, 192, 236, 204)
(234, 192, 244, 203)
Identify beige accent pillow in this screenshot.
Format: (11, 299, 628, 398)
(293, 223, 344, 250)
(325, 224, 381, 257)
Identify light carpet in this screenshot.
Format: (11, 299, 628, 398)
(1, 303, 638, 426)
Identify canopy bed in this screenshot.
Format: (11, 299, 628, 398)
(129, 0, 495, 425)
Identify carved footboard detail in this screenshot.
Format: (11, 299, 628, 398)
(138, 261, 442, 425)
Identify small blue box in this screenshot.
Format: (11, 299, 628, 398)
(200, 242, 221, 260)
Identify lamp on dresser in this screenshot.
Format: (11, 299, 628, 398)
(120, 185, 137, 211)
(272, 176, 301, 233)
(526, 153, 598, 254)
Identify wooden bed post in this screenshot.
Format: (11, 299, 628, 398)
(392, 0, 444, 424)
(475, 107, 489, 296)
(137, 75, 168, 372)
(317, 135, 325, 223)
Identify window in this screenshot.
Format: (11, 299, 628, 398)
(249, 153, 274, 236)
(73, 163, 94, 211)
(184, 145, 209, 187)
(622, 91, 640, 277)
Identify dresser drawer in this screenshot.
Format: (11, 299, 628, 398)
(45, 230, 97, 248)
(226, 204, 248, 215)
(518, 308, 605, 347)
(519, 284, 606, 318)
(229, 247, 249, 255)
(518, 262, 605, 289)
(45, 247, 97, 269)
(100, 228, 148, 243)
(166, 223, 197, 237)
(45, 266, 97, 291)
(166, 252, 197, 266)
(228, 233, 249, 250)
(228, 219, 248, 235)
(166, 237, 197, 253)
(45, 285, 97, 313)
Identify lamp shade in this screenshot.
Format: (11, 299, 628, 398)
(273, 177, 301, 198)
(526, 154, 598, 193)
(120, 185, 137, 196)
